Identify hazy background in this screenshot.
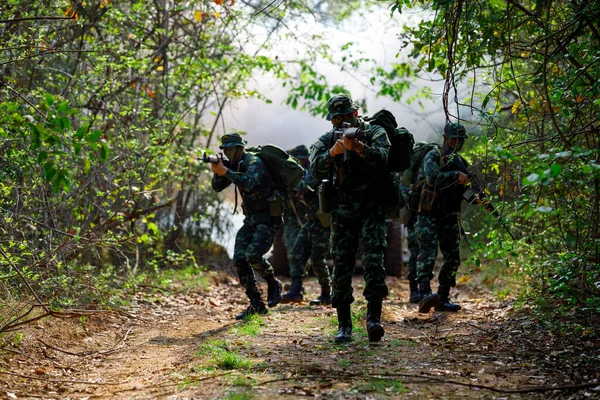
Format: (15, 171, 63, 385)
(210, 5, 460, 257)
(213, 6, 452, 152)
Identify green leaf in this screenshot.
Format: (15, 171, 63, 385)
(99, 142, 110, 162)
(84, 157, 91, 174)
(43, 161, 57, 182)
(44, 92, 54, 106)
(549, 163, 562, 178)
(524, 173, 539, 184)
(37, 151, 48, 164)
(89, 130, 102, 143)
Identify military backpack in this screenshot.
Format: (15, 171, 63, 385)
(246, 144, 305, 192)
(363, 109, 415, 173)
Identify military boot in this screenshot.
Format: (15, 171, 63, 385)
(280, 277, 304, 304)
(418, 281, 440, 314)
(266, 275, 283, 307)
(309, 282, 331, 306)
(434, 285, 462, 312)
(409, 279, 421, 304)
(235, 297, 268, 320)
(334, 304, 352, 343)
(283, 282, 305, 293)
(366, 300, 385, 342)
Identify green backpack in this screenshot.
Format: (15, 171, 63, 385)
(363, 109, 415, 173)
(246, 144, 305, 192)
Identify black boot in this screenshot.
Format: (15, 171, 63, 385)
(280, 277, 304, 304)
(283, 282, 305, 293)
(266, 275, 283, 307)
(366, 300, 385, 342)
(235, 297, 267, 320)
(334, 304, 352, 343)
(418, 281, 440, 314)
(435, 285, 462, 312)
(409, 280, 421, 304)
(309, 282, 331, 306)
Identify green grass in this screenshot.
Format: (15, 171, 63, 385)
(221, 391, 254, 400)
(339, 359, 351, 368)
(197, 339, 253, 370)
(231, 376, 257, 387)
(227, 314, 263, 336)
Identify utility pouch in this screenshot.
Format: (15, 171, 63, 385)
(318, 179, 336, 213)
(267, 194, 284, 217)
(398, 206, 413, 225)
(419, 186, 438, 212)
(315, 210, 331, 228)
(407, 184, 421, 212)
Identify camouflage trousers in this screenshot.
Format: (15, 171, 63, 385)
(330, 201, 389, 308)
(405, 214, 419, 282)
(288, 219, 331, 286)
(282, 215, 302, 259)
(415, 211, 461, 287)
(234, 212, 282, 300)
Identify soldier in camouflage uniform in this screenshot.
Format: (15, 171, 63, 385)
(210, 133, 283, 320)
(310, 94, 390, 343)
(280, 145, 332, 305)
(414, 123, 471, 313)
(399, 183, 421, 303)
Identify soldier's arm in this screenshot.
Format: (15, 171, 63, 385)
(222, 157, 265, 191)
(358, 124, 390, 169)
(310, 134, 335, 181)
(422, 150, 460, 187)
(211, 174, 232, 192)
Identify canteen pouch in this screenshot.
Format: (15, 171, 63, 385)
(418, 186, 438, 212)
(267, 194, 284, 217)
(318, 179, 336, 213)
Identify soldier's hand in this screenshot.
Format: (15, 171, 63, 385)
(457, 171, 470, 185)
(211, 160, 228, 176)
(343, 137, 365, 154)
(329, 139, 345, 157)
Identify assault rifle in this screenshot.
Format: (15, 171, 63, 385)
(333, 122, 363, 164)
(199, 151, 230, 167)
(447, 153, 516, 241)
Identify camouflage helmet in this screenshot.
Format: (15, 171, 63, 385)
(288, 144, 310, 159)
(219, 132, 247, 149)
(325, 93, 359, 121)
(443, 122, 468, 139)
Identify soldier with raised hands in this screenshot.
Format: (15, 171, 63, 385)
(310, 93, 391, 343)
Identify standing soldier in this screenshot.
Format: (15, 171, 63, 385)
(310, 93, 390, 343)
(210, 133, 283, 319)
(415, 123, 471, 313)
(280, 145, 332, 305)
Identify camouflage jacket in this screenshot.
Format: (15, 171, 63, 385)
(211, 152, 276, 214)
(310, 120, 390, 196)
(418, 148, 467, 212)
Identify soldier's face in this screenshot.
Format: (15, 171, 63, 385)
(445, 137, 465, 152)
(331, 111, 358, 127)
(224, 146, 242, 163)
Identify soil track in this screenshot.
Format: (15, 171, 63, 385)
(2, 275, 599, 399)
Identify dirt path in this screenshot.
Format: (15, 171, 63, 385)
(2, 275, 599, 399)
